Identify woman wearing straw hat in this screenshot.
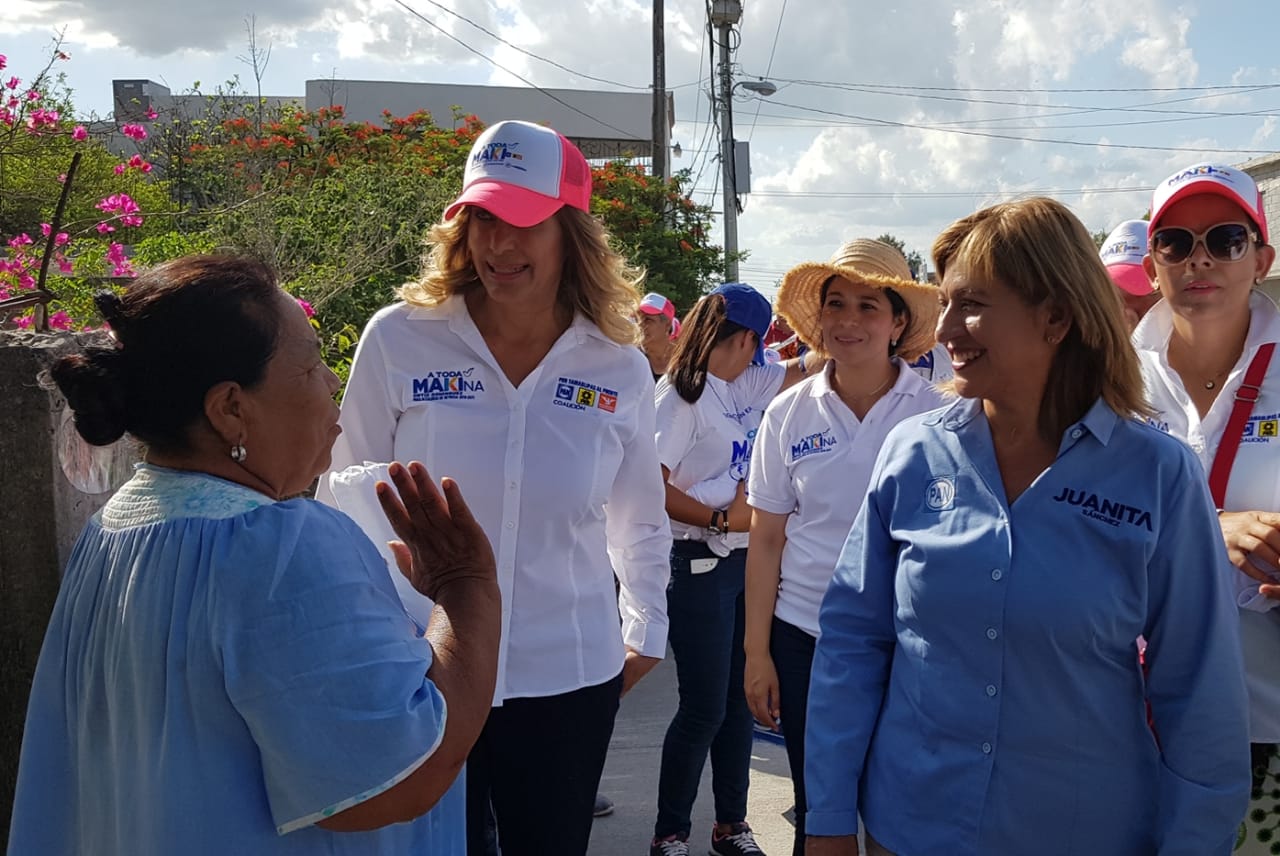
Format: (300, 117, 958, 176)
(805, 198, 1249, 855)
(1133, 162, 1280, 852)
(742, 238, 946, 856)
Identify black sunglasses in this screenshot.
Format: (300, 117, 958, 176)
(1149, 222, 1258, 265)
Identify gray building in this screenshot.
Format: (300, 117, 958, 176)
(1241, 153, 1280, 299)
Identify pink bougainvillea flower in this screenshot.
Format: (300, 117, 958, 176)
(40, 223, 51, 236)
(26, 89, 42, 103)
(72, 125, 88, 141)
(297, 299, 314, 318)
(145, 106, 158, 120)
(13, 315, 33, 329)
(55, 232, 68, 246)
(96, 222, 115, 234)
(0, 55, 6, 72)
(56, 256, 73, 274)
(0, 107, 12, 126)
(113, 163, 126, 175)
(56, 51, 70, 61)
(48, 311, 73, 331)
(8, 233, 33, 249)
(120, 123, 148, 140)
(6, 77, 21, 91)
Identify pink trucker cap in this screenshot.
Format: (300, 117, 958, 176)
(638, 292, 676, 321)
(1099, 220, 1155, 296)
(444, 120, 592, 228)
(1149, 163, 1268, 244)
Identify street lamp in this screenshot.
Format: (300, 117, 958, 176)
(720, 76, 776, 281)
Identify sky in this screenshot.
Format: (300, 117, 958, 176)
(5, 0, 1279, 296)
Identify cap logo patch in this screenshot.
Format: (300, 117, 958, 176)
(1167, 164, 1234, 187)
(474, 141, 526, 171)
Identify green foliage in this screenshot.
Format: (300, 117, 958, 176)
(875, 232, 926, 280)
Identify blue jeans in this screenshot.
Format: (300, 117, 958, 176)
(654, 542, 752, 839)
(770, 616, 817, 856)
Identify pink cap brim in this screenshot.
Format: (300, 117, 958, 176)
(1107, 263, 1153, 296)
(444, 179, 565, 228)
(1150, 183, 1269, 244)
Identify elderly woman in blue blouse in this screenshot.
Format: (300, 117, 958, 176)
(8, 255, 500, 855)
(804, 198, 1251, 856)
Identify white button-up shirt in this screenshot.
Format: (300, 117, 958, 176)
(320, 297, 672, 704)
(1134, 290, 1280, 741)
(748, 358, 947, 636)
(655, 364, 785, 550)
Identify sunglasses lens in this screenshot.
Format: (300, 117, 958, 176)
(1206, 224, 1252, 261)
(1152, 229, 1194, 264)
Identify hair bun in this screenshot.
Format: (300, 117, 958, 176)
(49, 349, 132, 446)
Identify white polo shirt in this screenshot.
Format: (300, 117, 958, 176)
(1134, 290, 1280, 741)
(747, 359, 947, 636)
(319, 297, 672, 704)
(906, 343, 955, 383)
(655, 363, 785, 551)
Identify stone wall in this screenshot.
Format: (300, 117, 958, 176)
(0, 332, 136, 847)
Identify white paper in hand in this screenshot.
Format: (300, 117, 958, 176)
(326, 462, 435, 630)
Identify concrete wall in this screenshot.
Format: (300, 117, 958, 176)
(0, 332, 137, 848)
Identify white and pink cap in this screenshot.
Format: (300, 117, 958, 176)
(1099, 220, 1154, 296)
(1150, 162, 1268, 243)
(639, 292, 681, 339)
(444, 120, 592, 228)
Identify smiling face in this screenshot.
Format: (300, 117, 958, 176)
(239, 294, 343, 496)
(466, 206, 566, 306)
(639, 311, 672, 349)
(1143, 193, 1274, 323)
(818, 277, 908, 367)
(936, 263, 1062, 406)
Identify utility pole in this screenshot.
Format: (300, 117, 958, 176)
(712, 0, 743, 281)
(651, 0, 667, 185)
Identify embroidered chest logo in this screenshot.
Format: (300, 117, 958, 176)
(1242, 412, 1280, 444)
(411, 367, 485, 402)
(1053, 487, 1152, 531)
(791, 429, 838, 462)
(925, 477, 956, 511)
(554, 377, 619, 413)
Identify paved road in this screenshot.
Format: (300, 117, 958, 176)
(587, 652, 801, 856)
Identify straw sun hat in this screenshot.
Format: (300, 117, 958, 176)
(775, 238, 940, 363)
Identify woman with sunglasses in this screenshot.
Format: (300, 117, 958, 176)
(1134, 162, 1280, 847)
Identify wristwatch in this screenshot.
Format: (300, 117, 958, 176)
(706, 508, 729, 536)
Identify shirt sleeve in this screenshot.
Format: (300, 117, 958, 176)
(739, 362, 787, 411)
(686, 471, 740, 510)
(654, 381, 698, 472)
(804, 447, 900, 838)
(315, 314, 399, 506)
(748, 398, 797, 515)
(215, 502, 446, 835)
(1143, 449, 1251, 856)
(606, 369, 674, 659)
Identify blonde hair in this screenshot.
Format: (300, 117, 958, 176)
(931, 197, 1151, 442)
(399, 206, 645, 346)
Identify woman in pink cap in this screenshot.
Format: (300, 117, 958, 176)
(320, 120, 672, 855)
(1132, 162, 1280, 849)
(638, 290, 682, 379)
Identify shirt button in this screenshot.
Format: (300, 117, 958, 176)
(986, 684, 998, 697)
(982, 742, 993, 755)
(505, 522, 515, 530)
(509, 481, 518, 490)
(1070, 428, 1083, 439)
(986, 628, 998, 640)
(990, 569, 1003, 581)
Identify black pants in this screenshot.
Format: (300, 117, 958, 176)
(466, 672, 623, 855)
(770, 616, 817, 856)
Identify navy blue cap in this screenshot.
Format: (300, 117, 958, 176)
(710, 282, 771, 365)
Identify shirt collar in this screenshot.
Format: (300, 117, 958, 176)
(1133, 288, 1280, 359)
(405, 293, 616, 348)
(810, 356, 928, 400)
(928, 395, 1119, 447)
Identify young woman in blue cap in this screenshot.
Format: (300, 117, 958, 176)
(649, 283, 803, 856)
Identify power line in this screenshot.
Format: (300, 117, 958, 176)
(750, 77, 1280, 95)
(746, 0, 787, 142)
(756, 96, 1277, 154)
(390, 0, 637, 139)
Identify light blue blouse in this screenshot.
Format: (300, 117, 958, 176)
(805, 398, 1250, 855)
(8, 465, 462, 855)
